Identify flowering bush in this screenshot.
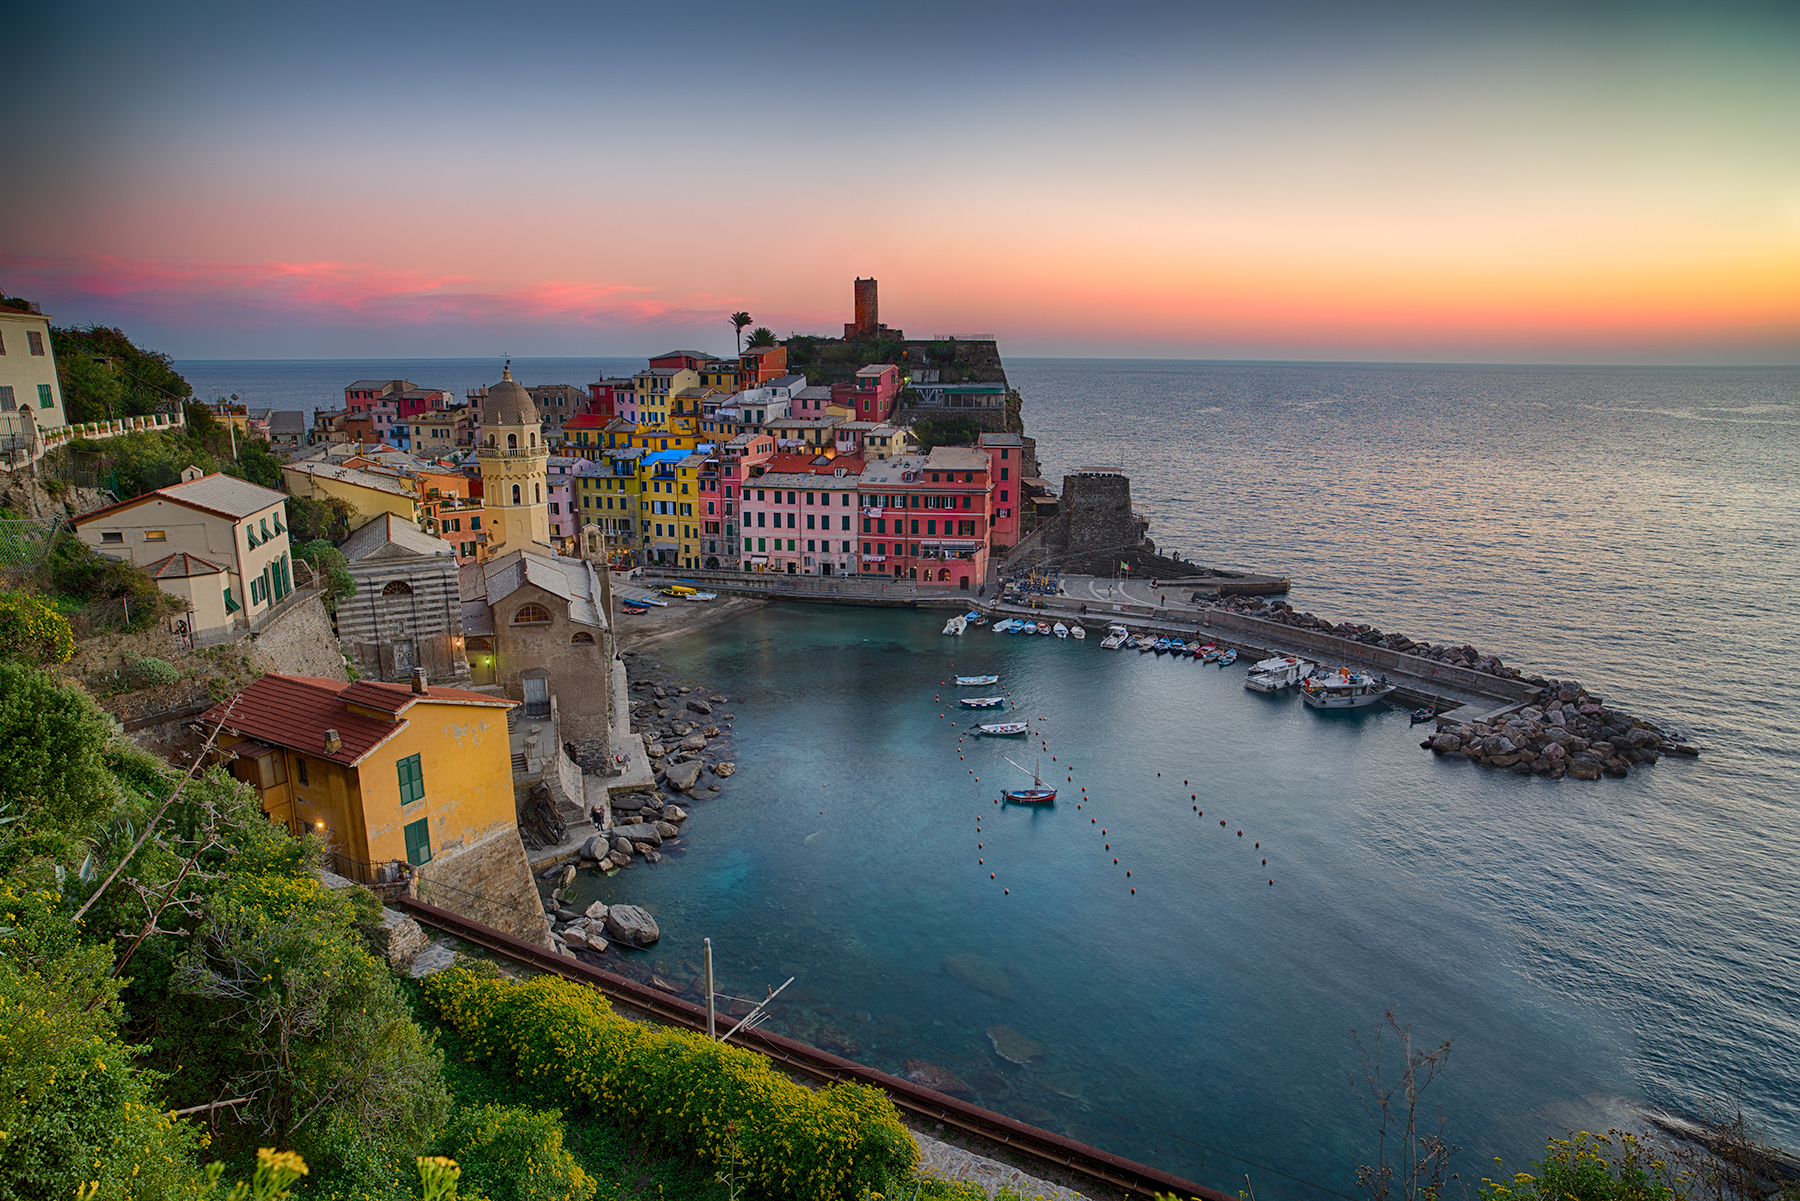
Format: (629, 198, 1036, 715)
(422, 967, 918, 1201)
(0, 589, 75, 667)
(445, 1104, 594, 1201)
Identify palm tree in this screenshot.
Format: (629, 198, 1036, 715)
(746, 327, 776, 348)
(731, 312, 753, 353)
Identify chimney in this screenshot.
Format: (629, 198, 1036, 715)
(323, 729, 342, 754)
(411, 668, 428, 695)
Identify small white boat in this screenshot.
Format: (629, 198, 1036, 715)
(621, 592, 669, 607)
(943, 615, 967, 636)
(959, 696, 1006, 709)
(992, 619, 1017, 634)
(956, 675, 1000, 686)
(978, 721, 1029, 736)
(1053, 622, 1069, 639)
(1070, 625, 1086, 640)
(1100, 625, 1130, 650)
(683, 591, 718, 602)
(1301, 669, 1397, 711)
(1244, 656, 1315, 693)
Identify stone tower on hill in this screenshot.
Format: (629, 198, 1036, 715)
(844, 277, 903, 340)
(477, 365, 551, 554)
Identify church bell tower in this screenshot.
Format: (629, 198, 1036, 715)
(477, 364, 551, 553)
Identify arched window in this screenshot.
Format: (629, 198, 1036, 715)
(570, 632, 594, 645)
(382, 580, 413, 597)
(507, 433, 518, 449)
(512, 604, 551, 625)
(530, 432, 537, 446)
(535, 484, 542, 503)
(511, 484, 521, 504)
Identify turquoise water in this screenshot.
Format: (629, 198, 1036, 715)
(574, 362, 1800, 1199)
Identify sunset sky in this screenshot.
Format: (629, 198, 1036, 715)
(6, 1, 1798, 362)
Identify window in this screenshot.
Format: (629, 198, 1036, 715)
(246, 526, 258, 549)
(27, 331, 45, 356)
(295, 757, 309, 786)
(382, 580, 413, 597)
(404, 816, 432, 865)
(260, 518, 270, 541)
(273, 510, 285, 532)
(38, 385, 53, 409)
(100, 531, 123, 543)
(513, 603, 551, 624)
(571, 632, 595, 644)
(224, 587, 239, 613)
(144, 530, 166, 542)
(0, 386, 11, 411)
(397, 754, 426, 805)
(842, 515, 851, 530)
(1000, 467, 1010, 480)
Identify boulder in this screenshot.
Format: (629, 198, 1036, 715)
(679, 734, 708, 751)
(611, 822, 663, 846)
(686, 699, 713, 715)
(653, 820, 680, 839)
(663, 760, 703, 792)
(646, 743, 666, 759)
(611, 836, 635, 856)
(584, 900, 609, 921)
(986, 1025, 1045, 1065)
(902, 1059, 976, 1099)
(703, 726, 720, 737)
(712, 761, 737, 778)
(1429, 733, 1462, 754)
(581, 834, 609, 860)
(605, 904, 661, 947)
(662, 805, 687, 823)
(564, 927, 590, 950)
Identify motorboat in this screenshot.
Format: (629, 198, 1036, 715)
(1218, 649, 1238, 666)
(1001, 753, 1057, 804)
(1036, 621, 1052, 635)
(1243, 656, 1315, 693)
(959, 696, 1006, 709)
(1100, 625, 1130, 649)
(1053, 622, 1069, 639)
(956, 675, 1000, 686)
(991, 619, 1017, 633)
(978, 721, 1030, 736)
(943, 615, 967, 636)
(1070, 625, 1086, 640)
(1301, 669, 1398, 711)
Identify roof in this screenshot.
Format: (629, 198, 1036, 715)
(483, 368, 538, 426)
(201, 674, 513, 768)
(925, 446, 991, 472)
(143, 551, 227, 579)
(268, 411, 307, 434)
(742, 345, 784, 358)
(768, 374, 806, 389)
(855, 364, 893, 376)
(72, 471, 286, 527)
(347, 379, 407, 391)
(282, 459, 419, 499)
(340, 513, 459, 563)
(795, 385, 834, 400)
(479, 548, 607, 629)
(652, 350, 715, 359)
(978, 431, 1024, 445)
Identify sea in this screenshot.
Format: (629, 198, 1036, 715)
(175, 356, 1800, 1200)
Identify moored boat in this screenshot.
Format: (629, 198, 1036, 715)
(991, 618, 1017, 633)
(1035, 621, 1052, 636)
(1100, 625, 1130, 649)
(977, 721, 1030, 736)
(1301, 669, 1398, 711)
(1053, 622, 1069, 639)
(683, 591, 718, 602)
(1243, 656, 1315, 693)
(1201, 647, 1222, 663)
(1001, 753, 1057, 804)
(956, 675, 1000, 686)
(1218, 649, 1238, 666)
(959, 696, 1006, 709)
(942, 615, 967, 636)
(1410, 706, 1438, 725)
(1070, 624, 1086, 640)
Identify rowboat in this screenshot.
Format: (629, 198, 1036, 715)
(1053, 622, 1069, 639)
(978, 721, 1029, 736)
(956, 675, 1000, 686)
(959, 696, 1006, 709)
(1218, 649, 1238, 666)
(1001, 753, 1057, 804)
(1036, 621, 1052, 635)
(992, 619, 1018, 633)
(1201, 647, 1222, 664)
(621, 604, 648, 615)
(1070, 624, 1086, 640)
(683, 591, 717, 602)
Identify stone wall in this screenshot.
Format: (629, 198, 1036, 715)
(336, 557, 466, 682)
(1000, 470, 1152, 574)
(413, 824, 551, 948)
(250, 593, 349, 681)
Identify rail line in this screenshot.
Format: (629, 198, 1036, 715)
(396, 896, 1232, 1201)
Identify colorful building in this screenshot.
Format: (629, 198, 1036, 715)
(738, 453, 864, 576)
(0, 302, 68, 448)
(979, 431, 1025, 555)
(854, 447, 992, 588)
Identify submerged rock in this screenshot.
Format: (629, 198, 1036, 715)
(944, 952, 1015, 999)
(712, 761, 737, 778)
(986, 1024, 1045, 1065)
(903, 1058, 976, 1099)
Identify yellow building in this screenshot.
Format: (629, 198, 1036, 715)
(675, 451, 707, 568)
(0, 302, 68, 443)
(476, 366, 552, 555)
(282, 458, 424, 526)
(206, 672, 550, 946)
(632, 367, 699, 429)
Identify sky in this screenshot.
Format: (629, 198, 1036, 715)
(4, 0, 1798, 363)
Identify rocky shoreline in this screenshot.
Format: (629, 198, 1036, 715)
(537, 648, 739, 959)
(1215, 595, 1701, 780)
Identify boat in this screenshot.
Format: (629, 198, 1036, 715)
(990, 618, 1014, 633)
(942, 615, 967, 636)
(1053, 622, 1069, 639)
(1186, 639, 1205, 656)
(956, 675, 1000, 686)
(977, 721, 1030, 736)
(1001, 753, 1057, 804)
(662, 584, 698, 598)
(1218, 649, 1238, 666)
(622, 593, 669, 607)
(621, 604, 648, 615)
(1070, 625, 1086, 640)
(1100, 625, 1130, 650)
(1156, 637, 1176, 653)
(1036, 621, 1052, 636)
(1410, 706, 1438, 725)
(1301, 669, 1398, 711)
(959, 696, 1006, 709)
(1135, 635, 1157, 652)
(1243, 656, 1316, 693)
(1201, 647, 1222, 663)
(683, 591, 717, 602)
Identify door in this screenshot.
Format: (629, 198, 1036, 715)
(523, 675, 550, 718)
(392, 638, 416, 679)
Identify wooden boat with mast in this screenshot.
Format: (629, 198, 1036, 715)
(1001, 752, 1057, 804)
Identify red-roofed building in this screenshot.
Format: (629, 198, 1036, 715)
(205, 672, 549, 946)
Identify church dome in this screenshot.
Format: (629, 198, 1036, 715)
(484, 366, 537, 425)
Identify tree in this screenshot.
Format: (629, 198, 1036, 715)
(745, 326, 776, 348)
(731, 312, 753, 353)
(0, 662, 118, 842)
(295, 540, 356, 613)
(285, 496, 357, 545)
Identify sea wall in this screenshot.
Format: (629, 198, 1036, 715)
(414, 824, 552, 948)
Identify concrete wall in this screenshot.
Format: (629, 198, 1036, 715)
(414, 824, 552, 948)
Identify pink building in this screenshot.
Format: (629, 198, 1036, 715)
(585, 377, 635, 421)
(830, 363, 902, 422)
(855, 446, 992, 589)
(978, 431, 1024, 555)
(716, 433, 775, 570)
(739, 453, 864, 575)
(546, 456, 579, 550)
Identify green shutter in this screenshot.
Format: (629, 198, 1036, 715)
(37, 384, 53, 409)
(404, 816, 432, 865)
(224, 587, 240, 614)
(397, 753, 424, 805)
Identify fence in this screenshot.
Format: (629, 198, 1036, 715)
(0, 517, 60, 567)
(0, 410, 187, 474)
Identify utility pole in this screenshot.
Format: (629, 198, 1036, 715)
(704, 938, 716, 1039)
(227, 394, 239, 463)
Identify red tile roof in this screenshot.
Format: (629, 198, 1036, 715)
(201, 674, 513, 767)
(143, 551, 227, 579)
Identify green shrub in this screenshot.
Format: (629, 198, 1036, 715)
(445, 1104, 595, 1201)
(1481, 1131, 1680, 1201)
(128, 656, 181, 689)
(422, 968, 919, 1201)
(0, 589, 76, 666)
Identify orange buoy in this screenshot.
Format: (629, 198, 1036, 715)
(1269, 880, 1274, 886)
(1255, 842, 1260, 847)
(1130, 888, 1135, 894)
(1004, 889, 1009, 894)
(990, 873, 995, 878)
(1238, 831, 1243, 837)
(1113, 858, 1118, 863)
(1220, 820, 1226, 826)
(979, 859, 983, 864)
(1262, 859, 1267, 865)
(1126, 871, 1130, 877)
